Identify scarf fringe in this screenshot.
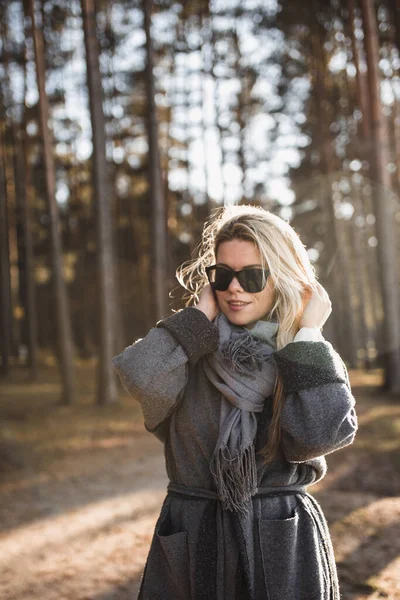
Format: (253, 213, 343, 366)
(221, 335, 270, 374)
(210, 443, 258, 516)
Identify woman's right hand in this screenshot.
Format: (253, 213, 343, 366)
(194, 284, 220, 322)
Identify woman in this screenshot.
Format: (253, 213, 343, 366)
(113, 204, 358, 600)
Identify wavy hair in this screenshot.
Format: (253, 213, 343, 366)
(175, 204, 319, 464)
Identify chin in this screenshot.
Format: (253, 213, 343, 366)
(223, 312, 254, 327)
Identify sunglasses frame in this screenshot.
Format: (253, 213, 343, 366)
(205, 264, 270, 293)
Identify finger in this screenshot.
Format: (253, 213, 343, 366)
(319, 286, 332, 305)
(320, 286, 331, 301)
(316, 282, 328, 297)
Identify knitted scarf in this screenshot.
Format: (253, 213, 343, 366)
(202, 312, 279, 516)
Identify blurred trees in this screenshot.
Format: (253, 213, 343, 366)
(361, 0, 400, 390)
(28, 0, 75, 403)
(143, 0, 169, 319)
(0, 0, 399, 400)
(81, 0, 118, 404)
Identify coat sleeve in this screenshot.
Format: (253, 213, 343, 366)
(112, 307, 219, 433)
(273, 340, 358, 462)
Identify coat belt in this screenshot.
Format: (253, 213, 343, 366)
(167, 480, 307, 499)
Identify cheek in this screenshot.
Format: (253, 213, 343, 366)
(259, 286, 274, 306)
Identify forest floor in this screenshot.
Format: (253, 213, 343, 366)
(0, 363, 399, 600)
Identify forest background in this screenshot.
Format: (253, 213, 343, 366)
(1, 0, 400, 599)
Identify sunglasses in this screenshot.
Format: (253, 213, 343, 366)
(205, 265, 270, 293)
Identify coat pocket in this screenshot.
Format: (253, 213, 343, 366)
(259, 504, 323, 600)
(140, 505, 191, 600)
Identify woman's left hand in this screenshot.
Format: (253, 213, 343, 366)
(299, 282, 332, 330)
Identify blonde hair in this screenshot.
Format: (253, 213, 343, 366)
(175, 204, 319, 463)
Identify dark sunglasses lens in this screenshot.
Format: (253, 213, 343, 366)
(237, 270, 266, 293)
(208, 267, 267, 292)
(209, 267, 233, 290)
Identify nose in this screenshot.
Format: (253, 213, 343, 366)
(228, 276, 244, 292)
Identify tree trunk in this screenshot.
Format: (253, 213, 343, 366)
(347, 0, 371, 141)
(346, 0, 380, 363)
(311, 10, 358, 365)
(0, 126, 12, 376)
(181, 17, 195, 249)
(28, 0, 75, 404)
(81, 0, 118, 404)
(0, 18, 21, 362)
(351, 187, 377, 370)
(143, 0, 169, 320)
(232, 18, 247, 201)
(15, 118, 39, 378)
(387, 0, 400, 56)
(200, 10, 212, 214)
(388, 92, 400, 194)
(18, 19, 39, 377)
(360, 0, 400, 393)
(210, 9, 227, 204)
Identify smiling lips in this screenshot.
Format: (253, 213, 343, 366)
(227, 301, 250, 311)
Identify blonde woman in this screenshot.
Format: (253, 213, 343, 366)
(113, 204, 358, 600)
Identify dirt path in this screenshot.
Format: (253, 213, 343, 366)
(1, 424, 166, 599)
(0, 365, 399, 599)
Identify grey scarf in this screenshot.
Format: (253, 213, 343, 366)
(202, 313, 279, 516)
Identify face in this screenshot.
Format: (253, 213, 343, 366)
(215, 239, 275, 328)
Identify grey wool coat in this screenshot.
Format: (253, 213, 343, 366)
(112, 307, 358, 600)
